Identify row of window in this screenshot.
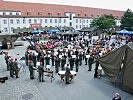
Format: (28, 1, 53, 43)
(3, 18, 92, 24)
(3, 24, 88, 32)
(1, 12, 20, 15)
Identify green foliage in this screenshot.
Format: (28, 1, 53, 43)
(90, 14, 116, 31)
(120, 9, 133, 31)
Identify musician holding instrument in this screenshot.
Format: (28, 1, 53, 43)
(38, 62, 44, 82)
(13, 58, 19, 78)
(65, 64, 71, 84)
(28, 60, 35, 79)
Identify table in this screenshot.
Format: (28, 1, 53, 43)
(58, 71, 76, 81)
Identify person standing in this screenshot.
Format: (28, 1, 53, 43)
(65, 64, 71, 84)
(9, 58, 14, 77)
(25, 51, 29, 66)
(51, 52, 54, 66)
(38, 62, 44, 82)
(4, 53, 10, 71)
(40, 54, 44, 67)
(32, 53, 37, 67)
(75, 56, 79, 72)
(13, 58, 19, 78)
(54, 56, 60, 73)
(28, 60, 35, 79)
(79, 52, 83, 66)
(61, 56, 66, 70)
(94, 53, 100, 78)
(88, 54, 94, 71)
(45, 54, 50, 66)
(69, 56, 75, 70)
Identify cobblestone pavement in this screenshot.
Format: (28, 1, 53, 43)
(0, 40, 133, 100)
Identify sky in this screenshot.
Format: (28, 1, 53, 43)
(3, 0, 133, 11)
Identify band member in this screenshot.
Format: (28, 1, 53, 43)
(32, 53, 37, 67)
(14, 58, 19, 78)
(79, 52, 83, 66)
(75, 56, 79, 72)
(69, 56, 75, 70)
(65, 64, 71, 84)
(88, 54, 94, 71)
(94, 53, 100, 78)
(51, 52, 54, 66)
(25, 51, 29, 66)
(38, 62, 44, 82)
(40, 54, 44, 67)
(8, 58, 14, 77)
(61, 56, 66, 70)
(45, 54, 50, 66)
(28, 60, 35, 79)
(54, 56, 60, 73)
(4, 53, 10, 71)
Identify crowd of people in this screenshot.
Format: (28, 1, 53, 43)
(4, 32, 127, 84)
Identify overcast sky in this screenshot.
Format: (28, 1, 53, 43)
(4, 0, 133, 11)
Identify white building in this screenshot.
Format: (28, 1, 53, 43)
(0, 0, 123, 33)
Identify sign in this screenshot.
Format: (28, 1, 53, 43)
(30, 24, 42, 28)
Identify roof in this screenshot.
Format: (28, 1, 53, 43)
(0, 1, 124, 18)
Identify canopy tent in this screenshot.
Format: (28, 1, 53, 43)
(48, 29, 60, 34)
(117, 29, 130, 35)
(98, 45, 133, 94)
(31, 29, 44, 34)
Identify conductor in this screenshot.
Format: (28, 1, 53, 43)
(65, 64, 71, 84)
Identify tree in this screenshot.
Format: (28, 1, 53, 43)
(90, 14, 116, 32)
(120, 9, 133, 31)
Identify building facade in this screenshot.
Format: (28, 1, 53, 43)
(0, 0, 123, 33)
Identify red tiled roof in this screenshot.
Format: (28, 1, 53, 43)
(0, 1, 124, 18)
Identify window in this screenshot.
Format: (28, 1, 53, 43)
(27, 12, 31, 15)
(80, 19, 81, 23)
(3, 12, 6, 15)
(45, 19, 47, 23)
(9, 12, 12, 15)
(28, 19, 31, 23)
(39, 19, 42, 23)
(76, 19, 78, 23)
(16, 19, 20, 24)
(23, 18, 26, 24)
(83, 20, 85, 23)
(10, 19, 13, 24)
(16, 12, 19, 15)
(80, 25, 82, 28)
(50, 19, 52, 23)
(69, 14, 72, 20)
(69, 22, 72, 26)
(3, 20, 7, 24)
(86, 20, 88, 23)
(59, 18, 61, 23)
(34, 19, 37, 23)
(4, 28, 8, 32)
(11, 27, 14, 32)
(76, 25, 78, 29)
(64, 19, 66, 23)
(55, 19, 57, 23)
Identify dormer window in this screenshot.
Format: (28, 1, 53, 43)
(97, 15, 100, 17)
(84, 14, 87, 16)
(38, 12, 42, 15)
(78, 13, 81, 16)
(57, 12, 61, 15)
(91, 14, 94, 17)
(27, 11, 31, 15)
(48, 12, 51, 15)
